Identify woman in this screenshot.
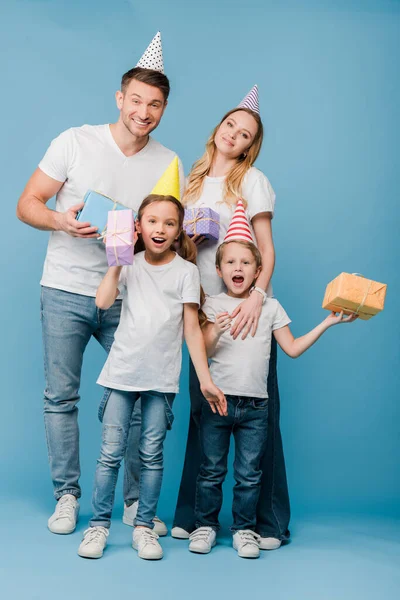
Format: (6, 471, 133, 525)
(172, 86, 290, 549)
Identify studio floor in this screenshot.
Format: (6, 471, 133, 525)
(1, 498, 399, 600)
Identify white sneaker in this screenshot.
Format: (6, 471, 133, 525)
(171, 526, 190, 539)
(259, 536, 282, 550)
(48, 494, 79, 534)
(232, 530, 261, 558)
(132, 527, 163, 560)
(123, 502, 168, 536)
(78, 526, 109, 559)
(188, 527, 216, 554)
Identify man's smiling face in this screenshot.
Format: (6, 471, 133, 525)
(117, 78, 167, 140)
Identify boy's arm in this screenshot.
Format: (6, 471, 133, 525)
(274, 312, 358, 358)
(96, 266, 122, 310)
(184, 304, 227, 416)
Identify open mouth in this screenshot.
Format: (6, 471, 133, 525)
(232, 275, 244, 285)
(151, 237, 166, 246)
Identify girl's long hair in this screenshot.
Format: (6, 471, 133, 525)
(135, 194, 207, 326)
(183, 107, 264, 210)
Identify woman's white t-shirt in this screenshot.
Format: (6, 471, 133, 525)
(185, 167, 276, 296)
(97, 252, 200, 393)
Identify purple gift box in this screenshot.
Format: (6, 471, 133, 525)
(183, 207, 220, 241)
(106, 209, 135, 266)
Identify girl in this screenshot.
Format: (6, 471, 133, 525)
(172, 86, 289, 549)
(189, 237, 357, 558)
(77, 194, 226, 561)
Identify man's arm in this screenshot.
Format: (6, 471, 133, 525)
(16, 168, 99, 237)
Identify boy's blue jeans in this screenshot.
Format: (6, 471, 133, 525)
(91, 388, 174, 529)
(40, 286, 141, 502)
(195, 395, 269, 532)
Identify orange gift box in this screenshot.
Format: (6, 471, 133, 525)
(322, 273, 387, 320)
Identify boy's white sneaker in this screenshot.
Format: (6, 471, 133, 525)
(123, 502, 168, 536)
(78, 526, 109, 559)
(188, 527, 216, 554)
(132, 527, 163, 560)
(171, 526, 190, 539)
(259, 536, 282, 550)
(48, 494, 79, 534)
(232, 530, 261, 558)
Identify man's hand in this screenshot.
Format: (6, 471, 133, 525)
(54, 202, 99, 238)
(200, 380, 228, 416)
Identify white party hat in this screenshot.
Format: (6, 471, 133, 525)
(136, 31, 164, 73)
(237, 84, 259, 114)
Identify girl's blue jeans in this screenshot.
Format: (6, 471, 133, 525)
(90, 388, 174, 529)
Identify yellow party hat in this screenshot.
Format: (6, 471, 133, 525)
(151, 156, 180, 200)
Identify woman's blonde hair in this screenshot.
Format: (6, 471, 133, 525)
(183, 108, 264, 209)
(135, 194, 207, 326)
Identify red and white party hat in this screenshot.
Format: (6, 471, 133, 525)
(224, 200, 254, 244)
(136, 31, 164, 73)
(237, 84, 259, 115)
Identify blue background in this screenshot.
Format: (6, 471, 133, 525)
(1, 1, 399, 598)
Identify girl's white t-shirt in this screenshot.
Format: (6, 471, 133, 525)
(204, 293, 291, 398)
(185, 167, 276, 297)
(97, 252, 200, 393)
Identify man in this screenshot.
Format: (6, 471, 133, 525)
(16, 32, 183, 536)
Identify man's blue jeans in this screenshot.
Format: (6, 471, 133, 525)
(173, 337, 291, 540)
(41, 286, 141, 501)
(196, 395, 269, 532)
(90, 388, 174, 529)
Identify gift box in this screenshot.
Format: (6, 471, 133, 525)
(105, 209, 135, 267)
(322, 273, 387, 320)
(76, 190, 130, 237)
(183, 207, 220, 241)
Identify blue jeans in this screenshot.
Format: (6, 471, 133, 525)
(196, 395, 269, 532)
(173, 337, 291, 540)
(90, 388, 174, 529)
(41, 286, 141, 501)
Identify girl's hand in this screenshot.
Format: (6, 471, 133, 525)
(200, 381, 228, 416)
(230, 292, 263, 340)
(191, 233, 207, 246)
(324, 311, 359, 327)
(214, 312, 232, 337)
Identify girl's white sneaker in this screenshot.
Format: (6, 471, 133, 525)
(259, 536, 282, 550)
(132, 527, 163, 560)
(78, 526, 109, 559)
(48, 494, 79, 535)
(232, 530, 261, 558)
(123, 502, 168, 536)
(188, 527, 216, 553)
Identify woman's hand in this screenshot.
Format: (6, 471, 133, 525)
(200, 380, 228, 416)
(191, 233, 207, 246)
(230, 292, 263, 340)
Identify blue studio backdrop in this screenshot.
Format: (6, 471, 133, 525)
(1, 0, 399, 526)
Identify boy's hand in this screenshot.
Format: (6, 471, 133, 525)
(325, 311, 358, 327)
(214, 312, 232, 337)
(200, 381, 228, 416)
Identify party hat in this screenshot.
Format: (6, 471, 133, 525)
(224, 200, 254, 243)
(237, 84, 259, 115)
(151, 156, 180, 200)
(136, 31, 164, 73)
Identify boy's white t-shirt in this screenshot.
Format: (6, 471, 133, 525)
(203, 293, 291, 398)
(185, 167, 275, 297)
(39, 124, 185, 297)
(97, 252, 200, 393)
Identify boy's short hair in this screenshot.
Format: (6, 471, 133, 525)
(215, 240, 262, 269)
(121, 67, 170, 101)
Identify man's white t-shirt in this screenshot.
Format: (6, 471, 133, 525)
(185, 167, 275, 297)
(97, 252, 200, 393)
(203, 293, 291, 398)
(39, 124, 184, 297)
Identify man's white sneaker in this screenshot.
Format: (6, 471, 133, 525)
(48, 494, 79, 535)
(232, 530, 261, 558)
(188, 527, 216, 554)
(171, 526, 190, 539)
(259, 536, 282, 550)
(78, 526, 109, 559)
(132, 527, 163, 560)
(123, 502, 168, 536)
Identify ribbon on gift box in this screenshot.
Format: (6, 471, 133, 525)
(183, 208, 220, 235)
(107, 211, 133, 266)
(96, 195, 126, 238)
